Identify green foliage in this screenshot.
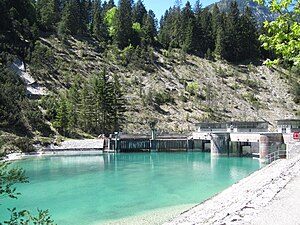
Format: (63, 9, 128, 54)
(0, 68, 26, 131)
(291, 81, 300, 104)
(242, 93, 261, 109)
(0, 161, 56, 224)
(132, 22, 141, 34)
(104, 7, 118, 37)
(120, 44, 135, 66)
(186, 82, 199, 96)
(4, 208, 56, 225)
(0, 132, 36, 154)
(36, 0, 60, 31)
(46, 70, 126, 136)
(0, 161, 28, 199)
(153, 90, 175, 105)
(255, 0, 300, 67)
(159, 1, 259, 62)
(114, 0, 133, 49)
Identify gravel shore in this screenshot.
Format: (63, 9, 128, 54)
(164, 153, 300, 225)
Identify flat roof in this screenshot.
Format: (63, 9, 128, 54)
(195, 121, 268, 129)
(277, 119, 300, 125)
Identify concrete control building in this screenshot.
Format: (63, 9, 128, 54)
(277, 119, 300, 133)
(195, 121, 268, 133)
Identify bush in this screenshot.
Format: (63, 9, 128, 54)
(153, 90, 175, 105)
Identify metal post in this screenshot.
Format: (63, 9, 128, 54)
(114, 131, 118, 152)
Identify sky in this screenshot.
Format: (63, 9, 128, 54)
(142, 0, 219, 20)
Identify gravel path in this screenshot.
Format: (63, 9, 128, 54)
(164, 153, 300, 225)
(51, 139, 104, 150)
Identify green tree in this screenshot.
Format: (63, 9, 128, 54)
(58, 0, 83, 36)
(110, 74, 126, 132)
(239, 7, 259, 61)
(200, 8, 214, 55)
(170, 5, 182, 48)
(180, 1, 196, 53)
(223, 1, 240, 62)
(91, 0, 108, 41)
(53, 95, 69, 136)
(104, 7, 118, 37)
(158, 9, 172, 49)
(114, 0, 133, 49)
(79, 80, 94, 133)
(35, 0, 60, 31)
(255, 0, 300, 67)
(132, 0, 147, 25)
(0, 68, 27, 133)
(141, 10, 157, 47)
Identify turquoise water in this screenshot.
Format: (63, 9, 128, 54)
(0, 152, 260, 224)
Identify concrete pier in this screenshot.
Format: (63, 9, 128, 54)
(211, 133, 230, 157)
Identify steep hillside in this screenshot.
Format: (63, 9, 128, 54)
(26, 36, 300, 134)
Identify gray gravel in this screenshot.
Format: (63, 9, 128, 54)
(164, 154, 300, 225)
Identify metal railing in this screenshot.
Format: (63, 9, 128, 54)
(265, 150, 287, 164)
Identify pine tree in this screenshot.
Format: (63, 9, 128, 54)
(58, 0, 82, 36)
(192, 0, 204, 55)
(141, 10, 157, 47)
(200, 8, 214, 55)
(180, 1, 196, 53)
(211, 4, 221, 39)
(114, 0, 133, 49)
(79, 0, 89, 34)
(239, 7, 259, 61)
(36, 0, 60, 31)
(53, 95, 69, 136)
(214, 11, 226, 58)
(223, 1, 240, 62)
(170, 5, 182, 48)
(79, 80, 94, 133)
(158, 9, 172, 49)
(110, 74, 126, 132)
(91, 0, 108, 41)
(132, 0, 147, 25)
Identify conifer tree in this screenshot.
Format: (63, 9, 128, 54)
(180, 1, 196, 53)
(79, 80, 94, 133)
(114, 0, 133, 49)
(211, 4, 221, 39)
(91, 0, 108, 41)
(192, 0, 204, 55)
(200, 8, 214, 55)
(158, 9, 172, 49)
(36, 0, 61, 31)
(110, 74, 126, 132)
(213, 11, 226, 58)
(58, 0, 82, 35)
(132, 0, 147, 25)
(239, 7, 259, 61)
(53, 95, 69, 136)
(170, 5, 182, 48)
(223, 1, 240, 62)
(141, 10, 157, 47)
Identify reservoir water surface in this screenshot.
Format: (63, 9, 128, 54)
(1, 152, 261, 224)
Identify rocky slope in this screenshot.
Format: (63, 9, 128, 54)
(207, 0, 277, 24)
(27, 35, 299, 134)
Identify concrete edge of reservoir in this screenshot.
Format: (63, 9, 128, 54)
(163, 143, 300, 225)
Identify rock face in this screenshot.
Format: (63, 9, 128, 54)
(164, 147, 300, 225)
(207, 0, 277, 25)
(10, 58, 48, 97)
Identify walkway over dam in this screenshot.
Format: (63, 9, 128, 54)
(193, 131, 291, 162)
